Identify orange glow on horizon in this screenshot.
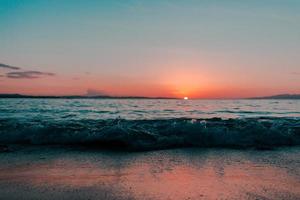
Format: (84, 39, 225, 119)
(0, 72, 299, 98)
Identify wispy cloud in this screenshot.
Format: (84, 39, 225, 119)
(0, 63, 21, 70)
(6, 71, 55, 79)
(0, 62, 56, 79)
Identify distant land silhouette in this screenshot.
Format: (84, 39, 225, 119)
(248, 94, 300, 100)
(0, 94, 177, 99)
(0, 93, 299, 99)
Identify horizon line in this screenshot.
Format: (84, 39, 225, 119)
(0, 93, 299, 100)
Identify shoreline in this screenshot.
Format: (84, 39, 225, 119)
(0, 145, 299, 200)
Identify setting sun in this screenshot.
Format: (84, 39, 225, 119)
(184, 97, 189, 100)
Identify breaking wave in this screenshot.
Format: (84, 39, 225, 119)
(0, 117, 299, 151)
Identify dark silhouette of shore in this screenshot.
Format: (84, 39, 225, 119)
(248, 94, 300, 100)
(0, 94, 177, 99)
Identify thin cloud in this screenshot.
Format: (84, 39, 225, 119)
(0, 62, 56, 79)
(6, 71, 55, 79)
(0, 63, 21, 70)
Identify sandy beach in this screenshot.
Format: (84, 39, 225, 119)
(0, 146, 299, 200)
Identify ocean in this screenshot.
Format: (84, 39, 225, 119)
(0, 98, 299, 150)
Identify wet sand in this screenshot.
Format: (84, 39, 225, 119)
(0, 146, 299, 200)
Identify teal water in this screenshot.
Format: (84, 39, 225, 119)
(0, 99, 299, 121)
(0, 99, 299, 150)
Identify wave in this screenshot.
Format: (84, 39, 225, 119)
(0, 117, 299, 151)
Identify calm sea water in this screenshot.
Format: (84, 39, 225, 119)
(0, 99, 299, 121)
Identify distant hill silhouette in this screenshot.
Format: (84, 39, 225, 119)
(249, 94, 300, 99)
(0, 93, 177, 99)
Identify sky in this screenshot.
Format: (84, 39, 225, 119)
(0, 0, 299, 98)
